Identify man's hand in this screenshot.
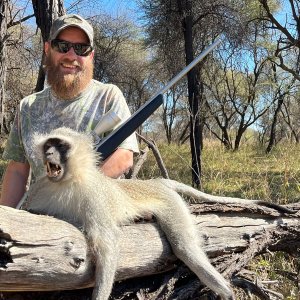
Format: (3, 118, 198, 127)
(100, 148, 133, 178)
(0, 160, 30, 208)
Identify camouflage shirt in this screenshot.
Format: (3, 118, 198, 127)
(3, 80, 139, 178)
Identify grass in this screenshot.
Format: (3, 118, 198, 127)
(139, 141, 300, 204)
(248, 253, 299, 300)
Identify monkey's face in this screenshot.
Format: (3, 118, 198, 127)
(34, 127, 99, 183)
(43, 137, 71, 182)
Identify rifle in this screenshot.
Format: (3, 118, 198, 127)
(94, 37, 223, 160)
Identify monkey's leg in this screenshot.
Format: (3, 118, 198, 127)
(158, 179, 295, 214)
(87, 225, 119, 300)
(155, 195, 234, 300)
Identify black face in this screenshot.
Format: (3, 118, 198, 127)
(43, 138, 71, 182)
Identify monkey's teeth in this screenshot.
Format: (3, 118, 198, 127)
(46, 162, 61, 177)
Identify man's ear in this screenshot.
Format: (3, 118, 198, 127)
(44, 42, 50, 55)
(90, 50, 95, 60)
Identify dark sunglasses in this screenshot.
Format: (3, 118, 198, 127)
(50, 39, 93, 56)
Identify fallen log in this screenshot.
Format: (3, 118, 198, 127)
(0, 202, 299, 299)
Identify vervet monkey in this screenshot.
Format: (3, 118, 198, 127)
(25, 127, 294, 300)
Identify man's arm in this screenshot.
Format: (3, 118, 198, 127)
(0, 160, 30, 208)
(100, 148, 133, 178)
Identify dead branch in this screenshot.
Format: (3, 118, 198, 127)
(136, 133, 169, 179)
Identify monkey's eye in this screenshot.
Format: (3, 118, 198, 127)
(56, 141, 71, 153)
(44, 142, 53, 152)
(43, 138, 71, 154)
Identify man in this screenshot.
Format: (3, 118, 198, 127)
(0, 14, 139, 208)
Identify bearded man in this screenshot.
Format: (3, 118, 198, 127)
(0, 14, 139, 207)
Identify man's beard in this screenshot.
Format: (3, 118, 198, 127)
(45, 52, 93, 100)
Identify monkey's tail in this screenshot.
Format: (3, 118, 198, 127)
(158, 179, 297, 214)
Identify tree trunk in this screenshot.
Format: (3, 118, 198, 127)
(221, 127, 232, 149)
(0, 0, 9, 135)
(266, 94, 284, 153)
(0, 202, 299, 299)
(31, 0, 65, 92)
(205, 100, 233, 150)
(177, 0, 202, 188)
(234, 124, 246, 151)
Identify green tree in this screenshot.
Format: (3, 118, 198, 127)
(92, 15, 152, 118)
(139, 0, 244, 186)
(258, 0, 300, 81)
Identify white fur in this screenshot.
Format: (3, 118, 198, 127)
(26, 127, 234, 300)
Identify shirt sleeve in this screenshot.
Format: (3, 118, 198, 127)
(106, 85, 139, 154)
(2, 107, 27, 163)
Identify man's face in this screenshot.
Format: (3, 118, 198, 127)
(44, 26, 94, 100)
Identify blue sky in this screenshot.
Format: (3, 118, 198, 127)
(19, 0, 142, 27)
(66, 0, 141, 22)
(95, 0, 138, 16)
(20, 0, 291, 33)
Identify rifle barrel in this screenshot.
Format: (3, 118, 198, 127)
(151, 37, 222, 99)
(96, 37, 222, 160)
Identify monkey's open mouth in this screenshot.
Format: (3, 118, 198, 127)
(46, 162, 62, 178)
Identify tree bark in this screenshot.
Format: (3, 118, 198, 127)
(265, 94, 284, 154)
(0, 202, 299, 299)
(177, 0, 202, 188)
(0, 0, 9, 135)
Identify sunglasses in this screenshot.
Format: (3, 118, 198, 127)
(50, 39, 93, 56)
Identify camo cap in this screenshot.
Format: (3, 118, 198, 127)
(49, 14, 94, 47)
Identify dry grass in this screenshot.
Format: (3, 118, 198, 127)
(139, 141, 300, 204)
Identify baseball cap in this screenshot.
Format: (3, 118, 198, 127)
(49, 14, 94, 47)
